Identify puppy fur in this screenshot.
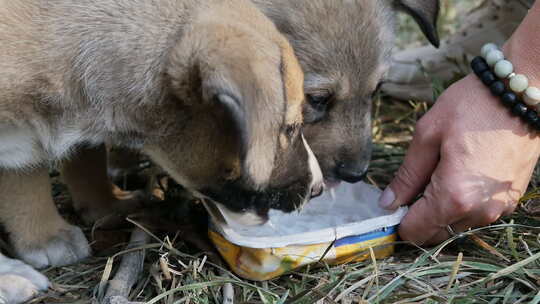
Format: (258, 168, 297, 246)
(253, 0, 439, 184)
(0, 0, 321, 276)
(79, 0, 439, 221)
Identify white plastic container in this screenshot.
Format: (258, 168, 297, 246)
(207, 182, 406, 280)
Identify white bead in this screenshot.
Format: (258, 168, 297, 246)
(507, 72, 516, 80)
(524, 87, 540, 106)
(509, 74, 529, 93)
(481, 43, 499, 58)
(486, 50, 504, 67)
(494, 60, 513, 78)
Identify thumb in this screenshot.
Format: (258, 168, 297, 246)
(378, 121, 441, 210)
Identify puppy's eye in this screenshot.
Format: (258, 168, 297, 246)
(370, 81, 385, 98)
(307, 93, 332, 111)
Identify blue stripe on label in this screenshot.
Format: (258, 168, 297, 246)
(334, 226, 397, 247)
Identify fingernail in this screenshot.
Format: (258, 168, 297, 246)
(378, 187, 396, 209)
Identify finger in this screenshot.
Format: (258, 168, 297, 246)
(398, 195, 446, 246)
(397, 166, 472, 245)
(378, 117, 441, 210)
(425, 199, 509, 245)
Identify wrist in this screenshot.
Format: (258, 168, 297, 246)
(503, 2, 540, 88)
(467, 45, 540, 150)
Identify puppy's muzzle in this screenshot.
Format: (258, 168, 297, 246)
(203, 135, 323, 227)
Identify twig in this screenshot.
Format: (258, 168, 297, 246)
(470, 234, 511, 262)
(159, 256, 172, 281)
(102, 227, 150, 304)
(446, 252, 463, 292)
(222, 281, 234, 304)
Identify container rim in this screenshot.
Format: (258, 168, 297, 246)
(210, 206, 407, 248)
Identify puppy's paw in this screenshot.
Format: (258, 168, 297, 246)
(15, 225, 91, 269)
(0, 256, 49, 304)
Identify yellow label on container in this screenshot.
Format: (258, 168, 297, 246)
(209, 227, 397, 281)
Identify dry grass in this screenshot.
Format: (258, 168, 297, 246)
(27, 1, 540, 303)
(35, 98, 540, 303)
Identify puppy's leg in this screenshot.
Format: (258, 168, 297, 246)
(0, 168, 90, 269)
(0, 252, 49, 304)
(61, 144, 144, 224)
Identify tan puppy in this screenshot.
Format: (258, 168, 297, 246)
(0, 0, 323, 302)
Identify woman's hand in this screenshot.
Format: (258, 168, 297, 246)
(378, 73, 540, 245)
(379, 1, 540, 245)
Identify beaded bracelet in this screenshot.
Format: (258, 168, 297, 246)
(470, 43, 540, 130)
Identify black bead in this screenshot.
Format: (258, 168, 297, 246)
(475, 62, 489, 77)
(525, 109, 540, 125)
(501, 92, 518, 108)
(532, 116, 540, 130)
(535, 119, 540, 131)
(471, 56, 485, 66)
(489, 81, 506, 96)
(471, 56, 489, 76)
(511, 102, 528, 117)
(480, 70, 497, 86)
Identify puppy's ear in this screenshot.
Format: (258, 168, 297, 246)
(208, 82, 278, 190)
(214, 93, 249, 158)
(395, 0, 440, 47)
(199, 39, 304, 190)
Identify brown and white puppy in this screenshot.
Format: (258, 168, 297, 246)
(253, 0, 440, 185)
(0, 0, 322, 302)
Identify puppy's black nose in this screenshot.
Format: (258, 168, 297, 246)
(336, 163, 368, 184)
